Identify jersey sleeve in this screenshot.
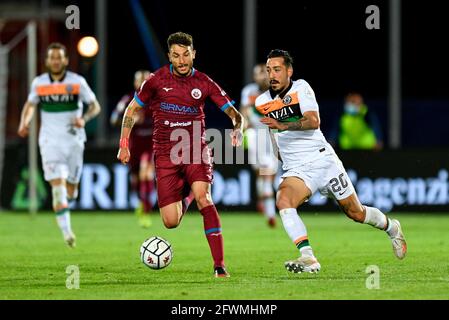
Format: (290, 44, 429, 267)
(27, 78, 40, 105)
(254, 95, 264, 115)
(134, 73, 156, 108)
(79, 76, 97, 104)
(298, 81, 319, 113)
(207, 77, 235, 112)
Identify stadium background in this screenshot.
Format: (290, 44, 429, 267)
(0, 0, 448, 212)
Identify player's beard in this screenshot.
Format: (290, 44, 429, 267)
(270, 79, 291, 95)
(49, 65, 66, 77)
(270, 80, 282, 93)
(175, 64, 192, 76)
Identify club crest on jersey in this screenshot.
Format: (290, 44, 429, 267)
(283, 95, 292, 105)
(66, 84, 74, 94)
(191, 88, 202, 99)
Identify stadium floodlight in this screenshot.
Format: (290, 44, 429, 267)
(77, 36, 99, 58)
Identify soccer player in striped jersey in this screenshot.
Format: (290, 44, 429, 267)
(18, 43, 101, 247)
(256, 49, 407, 273)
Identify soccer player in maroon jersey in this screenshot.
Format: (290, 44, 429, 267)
(117, 32, 244, 277)
(111, 70, 155, 228)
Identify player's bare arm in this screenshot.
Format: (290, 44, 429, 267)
(260, 111, 320, 131)
(17, 101, 37, 138)
(224, 105, 245, 146)
(239, 104, 252, 130)
(117, 99, 141, 164)
(73, 100, 101, 128)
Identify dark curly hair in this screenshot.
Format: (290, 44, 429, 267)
(267, 49, 293, 68)
(167, 32, 194, 50)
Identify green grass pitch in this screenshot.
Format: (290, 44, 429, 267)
(1, 211, 448, 300)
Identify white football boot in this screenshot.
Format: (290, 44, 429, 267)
(389, 219, 407, 259)
(285, 256, 321, 274)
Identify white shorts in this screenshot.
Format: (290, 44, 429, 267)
(246, 128, 279, 175)
(39, 139, 84, 183)
(281, 152, 355, 200)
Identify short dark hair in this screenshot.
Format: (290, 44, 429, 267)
(267, 49, 293, 68)
(167, 32, 194, 50)
(47, 42, 67, 57)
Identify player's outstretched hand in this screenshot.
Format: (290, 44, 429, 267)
(117, 148, 131, 165)
(230, 128, 243, 147)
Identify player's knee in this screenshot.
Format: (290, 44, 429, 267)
(51, 184, 68, 212)
(163, 221, 179, 229)
(195, 193, 213, 209)
(276, 195, 292, 210)
(161, 215, 180, 229)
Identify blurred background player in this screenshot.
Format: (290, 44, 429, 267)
(110, 70, 154, 228)
(328, 92, 384, 151)
(240, 63, 278, 227)
(257, 49, 406, 273)
(117, 32, 245, 277)
(17, 42, 101, 247)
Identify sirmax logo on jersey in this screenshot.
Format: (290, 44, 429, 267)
(191, 88, 202, 99)
(160, 102, 199, 114)
(267, 104, 301, 121)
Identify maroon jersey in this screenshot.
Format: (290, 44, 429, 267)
(134, 64, 234, 157)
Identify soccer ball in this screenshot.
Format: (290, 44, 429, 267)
(140, 236, 173, 270)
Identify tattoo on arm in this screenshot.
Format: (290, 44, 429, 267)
(285, 120, 303, 131)
(123, 116, 134, 129)
(284, 114, 318, 131)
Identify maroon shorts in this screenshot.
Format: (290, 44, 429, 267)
(129, 135, 153, 175)
(154, 153, 213, 208)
